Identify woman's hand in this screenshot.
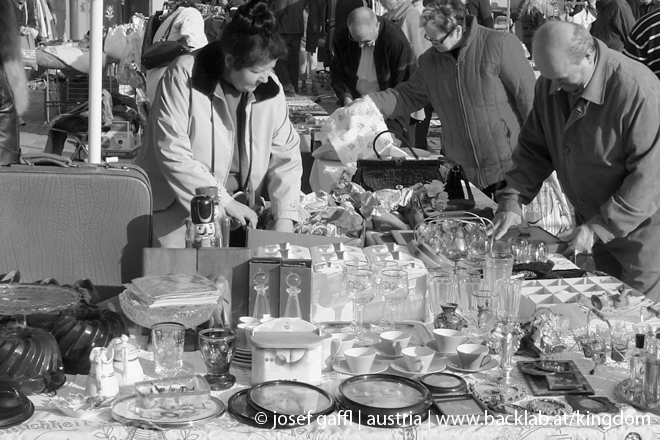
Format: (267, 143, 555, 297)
(224, 200, 258, 229)
(273, 218, 294, 233)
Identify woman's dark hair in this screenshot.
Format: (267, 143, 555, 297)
(219, 0, 287, 69)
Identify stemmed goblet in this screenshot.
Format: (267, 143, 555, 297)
(341, 260, 370, 334)
(380, 269, 409, 331)
(344, 268, 376, 345)
(370, 260, 401, 334)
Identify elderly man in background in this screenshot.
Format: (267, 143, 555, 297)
(627, 0, 660, 21)
(624, 8, 660, 78)
(493, 21, 660, 301)
(330, 7, 416, 139)
(367, 0, 535, 198)
(590, 0, 635, 51)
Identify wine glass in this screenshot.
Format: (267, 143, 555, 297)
(494, 277, 523, 323)
(466, 225, 492, 264)
(468, 289, 499, 342)
(345, 268, 376, 345)
(380, 269, 409, 331)
(370, 260, 401, 334)
(341, 261, 370, 334)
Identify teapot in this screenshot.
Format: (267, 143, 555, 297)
(85, 346, 118, 399)
(108, 334, 144, 388)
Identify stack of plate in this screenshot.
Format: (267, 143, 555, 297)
(233, 347, 252, 368)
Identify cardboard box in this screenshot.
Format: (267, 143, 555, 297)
(248, 258, 282, 319)
(101, 120, 141, 160)
(279, 260, 313, 321)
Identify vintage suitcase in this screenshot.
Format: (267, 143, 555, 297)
(0, 155, 152, 302)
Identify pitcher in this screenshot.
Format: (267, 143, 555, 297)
(109, 334, 144, 388)
(85, 346, 119, 399)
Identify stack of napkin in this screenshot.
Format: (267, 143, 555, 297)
(124, 274, 220, 308)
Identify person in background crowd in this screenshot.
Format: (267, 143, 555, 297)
(367, 0, 535, 198)
(1, 0, 29, 164)
(590, 0, 635, 51)
(493, 21, 660, 301)
(466, 0, 494, 28)
(519, 0, 555, 57)
(14, 0, 38, 42)
(330, 7, 416, 140)
(627, 0, 660, 21)
(137, 0, 302, 248)
(271, 0, 305, 95)
(624, 7, 660, 79)
(380, 0, 432, 148)
(299, 4, 319, 94)
(145, 0, 208, 103)
(566, 0, 598, 30)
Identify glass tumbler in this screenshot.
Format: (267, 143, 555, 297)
(198, 328, 237, 390)
(152, 322, 185, 378)
(494, 278, 523, 322)
(484, 252, 514, 292)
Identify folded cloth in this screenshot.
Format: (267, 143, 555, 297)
(125, 274, 220, 308)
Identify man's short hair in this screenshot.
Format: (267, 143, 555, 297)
(566, 23, 596, 63)
(421, 0, 467, 33)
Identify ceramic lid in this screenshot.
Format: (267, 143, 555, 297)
(108, 335, 140, 356)
(251, 332, 323, 349)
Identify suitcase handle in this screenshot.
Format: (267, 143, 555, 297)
(21, 153, 75, 167)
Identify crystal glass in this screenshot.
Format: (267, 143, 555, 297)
(456, 271, 482, 315)
(573, 325, 608, 374)
(484, 252, 514, 292)
(341, 261, 371, 334)
(381, 269, 409, 331)
(508, 237, 529, 264)
(494, 278, 523, 322)
(345, 268, 376, 345)
(528, 242, 549, 263)
(252, 271, 271, 320)
(370, 260, 400, 334)
(428, 275, 456, 317)
(469, 290, 499, 341)
(283, 273, 302, 319)
(489, 321, 522, 384)
(198, 328, 236, 390)
(466, 225, 491, 263)
(152, 322, 185, 377)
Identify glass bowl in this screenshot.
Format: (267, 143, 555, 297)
(119, 290, 216, 329)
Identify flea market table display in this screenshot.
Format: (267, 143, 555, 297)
(3, 250, 660, 439)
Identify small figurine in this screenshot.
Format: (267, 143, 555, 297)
(186, 194, 221, 248)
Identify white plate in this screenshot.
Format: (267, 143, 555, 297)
(390, 357, 446, 376)
(111, 394, 225, 429)
(373, 341, 418, 359)
(446, 355, 498, 373)
(332, 359, 388, 376)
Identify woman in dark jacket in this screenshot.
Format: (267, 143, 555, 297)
(1, 0, 29, 164)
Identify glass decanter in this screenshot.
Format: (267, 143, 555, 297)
(283, 273, 302, 319)
(252, 271, 271, 320)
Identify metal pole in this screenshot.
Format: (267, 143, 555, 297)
(88, 0, 103, 164)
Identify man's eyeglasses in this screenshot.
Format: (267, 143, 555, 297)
(424, 27, 455, 46)
(349, 31, 377, 48)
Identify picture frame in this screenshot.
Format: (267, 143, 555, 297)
(432, 394, 490, 424)
(545, 373, 583, 391)
(517, 360, 594, 396)
(565, 396, 618, 414)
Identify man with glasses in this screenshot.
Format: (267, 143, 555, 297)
(368, 0, 535, 198)
(330, 7, 416, 139)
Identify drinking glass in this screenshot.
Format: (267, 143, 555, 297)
(469, 290, 499, 340)
(152, 322, 185, 377)
(528, 242, 549, 263)
(370, 260, 400, 334)
(508, 237, 529, 264)
(466, 226, 491, 263)
(345, 268, 376, 345)
(341, 261, 370, 334)
(484, 252, 514, 292)
(456, 271, 482, 315)
(198, 328, 236, 390)
(494, 278, 523, 322)
(428, 275, 456, 320)
(381, 269, 409, 331)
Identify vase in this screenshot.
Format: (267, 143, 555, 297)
(434, 303, 466, 331)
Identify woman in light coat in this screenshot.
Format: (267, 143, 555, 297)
(137, 0, 302, 247)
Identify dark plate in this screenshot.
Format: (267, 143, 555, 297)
(247, 380, 334, 422)
(228, 389, 277, 429)
(0, 400, 34, 429)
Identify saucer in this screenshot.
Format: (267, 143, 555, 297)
(390, 357, 446, 376)
(446, 355, 498, 373)
(332, 359, 388, 376)
(373, 342, 418, 359)
(424, 340, 464, 356)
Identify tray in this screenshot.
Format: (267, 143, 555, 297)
(111, 394, 225, 429)
(614, 379, 660, 416)
(518, 360, 594, 397)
